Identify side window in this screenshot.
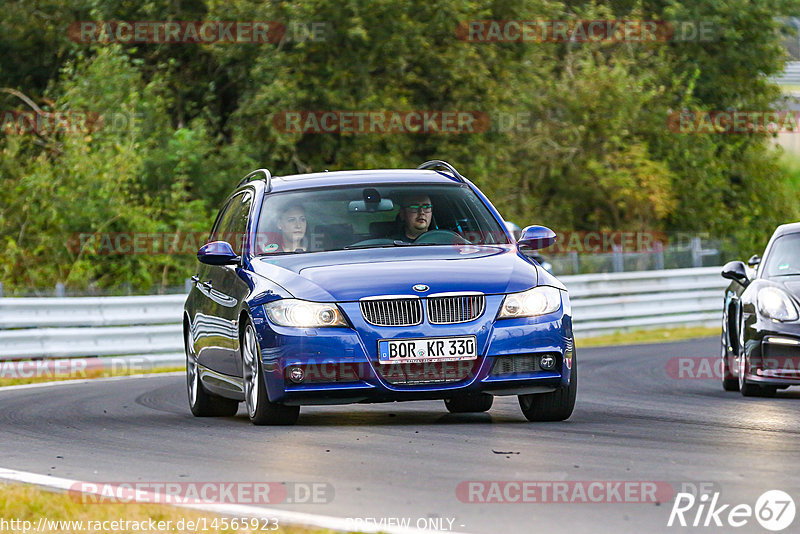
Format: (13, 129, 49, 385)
(209, 199, 235, 242)
(222, 191, 253, 254)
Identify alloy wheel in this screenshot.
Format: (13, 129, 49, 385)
(242, 324, 260, 418)
(186, 329, 199, 407)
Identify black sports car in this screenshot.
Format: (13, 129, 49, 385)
(721, 222, 800, 396)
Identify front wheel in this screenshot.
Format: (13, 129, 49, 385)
(721, 334, 738, 392)
(738, 349, 776, 397)
(242, 321, 300, 425)
(518, 356, 577, 422)
(185, 326, 239, 417)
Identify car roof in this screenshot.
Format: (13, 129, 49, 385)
(249, 169, 466, 194)
(774, 222, 800, 238)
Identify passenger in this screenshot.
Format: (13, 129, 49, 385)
(276, 203, 307, 252)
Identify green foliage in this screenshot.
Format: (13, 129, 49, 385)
(1, 0, 799, 292)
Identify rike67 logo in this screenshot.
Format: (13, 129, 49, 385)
(668, 490, 796, 531)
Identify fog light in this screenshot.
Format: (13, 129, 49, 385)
(540, 355, 556, 370)
(289, 366, 305, 383)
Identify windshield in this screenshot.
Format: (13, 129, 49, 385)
(762, 233, 800, 277)
(255, 183, 510, 255)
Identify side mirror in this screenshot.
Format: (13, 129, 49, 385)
(518, 225, 556, 250)
(198, 241, 240, 266)
(721, 260, 748, 285)
(747, 254, 761, 267)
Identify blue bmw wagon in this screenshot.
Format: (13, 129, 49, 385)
(184, 161, 576, 425)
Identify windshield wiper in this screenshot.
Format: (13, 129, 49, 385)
(257, 250, 308, 256)
(343, 242, 403, 250)
(343, 240, 443, 250)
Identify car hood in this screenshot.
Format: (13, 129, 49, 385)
(779, 280, 800, 298)
(251, 245, 540, 302)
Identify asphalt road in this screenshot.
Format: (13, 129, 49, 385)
(2, 337, 799, 534)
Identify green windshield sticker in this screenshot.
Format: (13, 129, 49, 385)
(778, 264, 789, 270)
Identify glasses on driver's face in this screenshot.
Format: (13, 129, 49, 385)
(404, 203, 433, 213)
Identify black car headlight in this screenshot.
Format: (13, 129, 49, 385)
(757, 287, 799, 322)
(264, 299, 348, 327)
(498, 286, 562, 319)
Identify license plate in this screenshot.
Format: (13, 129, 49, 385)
(378, 336, 477, 364)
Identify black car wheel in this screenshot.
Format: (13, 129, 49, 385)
(444, 394, 493, 413)
(738, 346, 777, 398)
(721, 332, 739, 392)
(519, 355, 577, 422)
(185, 326, 239, 417)
(242, 320, 300, 426)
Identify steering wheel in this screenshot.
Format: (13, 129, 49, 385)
(414, 230, 470, 245)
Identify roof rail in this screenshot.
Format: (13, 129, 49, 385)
(238, 168, 272, 191)
(417, 160, 466, 183)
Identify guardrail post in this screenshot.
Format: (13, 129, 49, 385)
(570, 251, 579, 274)
(654, 242, 665, 270)
(612, 245, 624, 272)
(55, 283, 65, 297)
(0, 282, 3, 298)
(691, 237, 702, 268)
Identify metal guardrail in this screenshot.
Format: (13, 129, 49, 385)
(0, 267, 727, 370)
(774, 61, 800, 85)
(565, 266, 727, 337)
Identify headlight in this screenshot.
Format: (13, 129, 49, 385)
(264, 299, 348, 327)
(498, 286, 562, 319)
(757, 287, 799, 322)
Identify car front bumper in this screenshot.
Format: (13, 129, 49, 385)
(743, 319, 800, 386)
(251, 297, 575, 405)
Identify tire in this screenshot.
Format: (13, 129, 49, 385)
(738, 346, 776, 397)
(721, 333, 739, 392)
(444, 394, 493, 413)
(518, 354, 577, 422)
(241, 320, 300, 426)
(185, 325, 239, 417)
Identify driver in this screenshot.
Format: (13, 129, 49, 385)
(392, 193, 433, 243)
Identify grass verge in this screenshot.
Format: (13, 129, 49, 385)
(577, 326, 720, 348)
(0, 482, 338, 534)
(0, 366, 184, 388)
